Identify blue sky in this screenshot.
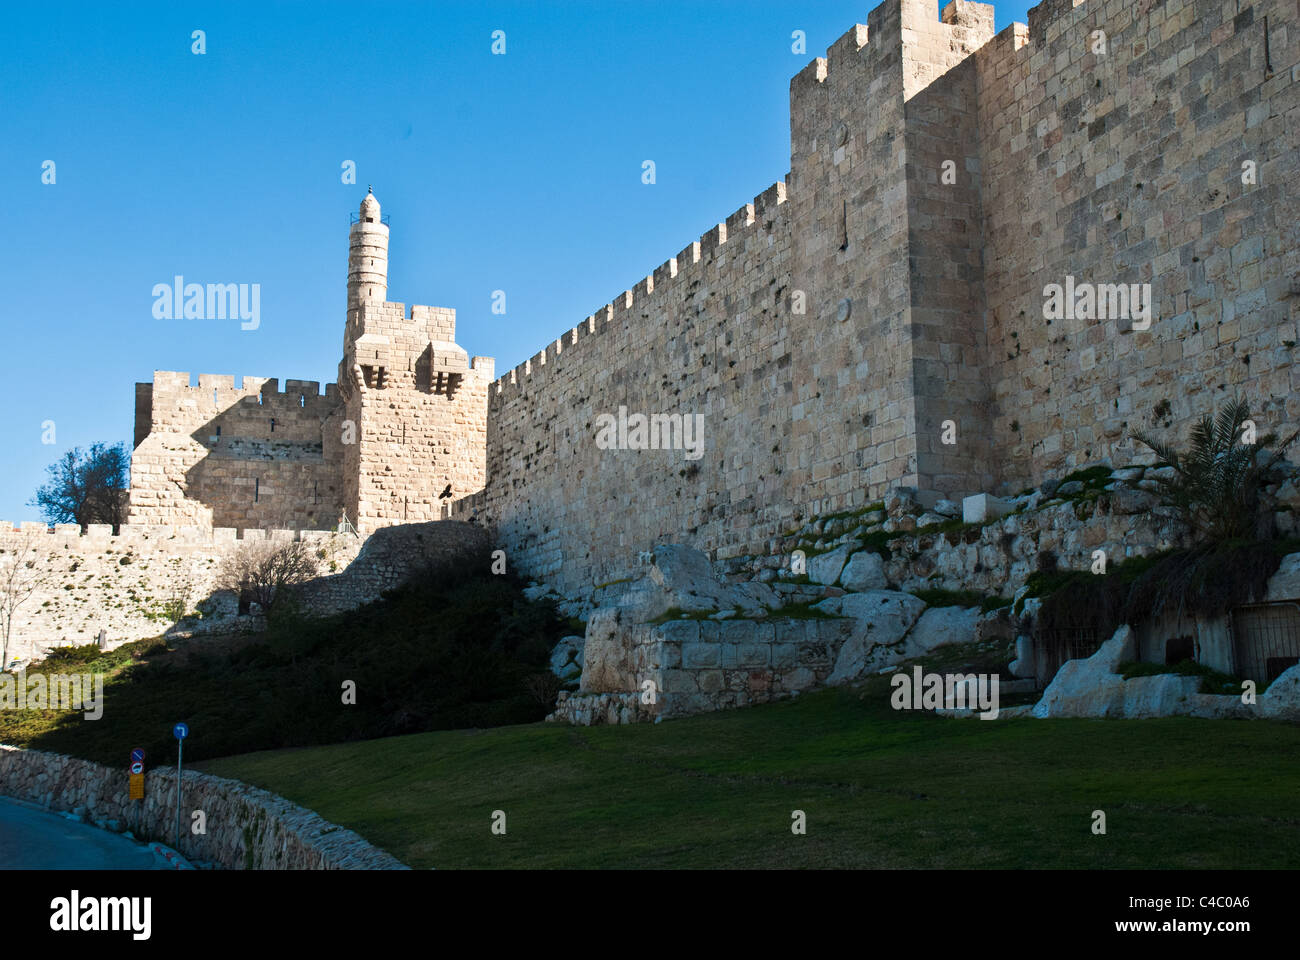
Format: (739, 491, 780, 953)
(0, 0, 1034, 521)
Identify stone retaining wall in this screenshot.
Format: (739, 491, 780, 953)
(550, 615, 854, 724)
(0, 744, 407, 870)
(0, 520, 486, 665)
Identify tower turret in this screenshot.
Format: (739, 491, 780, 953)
(347, 188, 389, 312)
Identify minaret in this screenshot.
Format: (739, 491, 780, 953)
(347, 188, 389, 313)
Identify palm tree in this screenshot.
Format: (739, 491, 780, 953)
(1130, 398, 1298, 543)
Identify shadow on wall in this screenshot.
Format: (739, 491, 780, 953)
(132, 375, 348, 532)
(158, 520, 495, 636)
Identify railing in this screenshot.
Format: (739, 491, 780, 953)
(1032, 626, 1104, 686)
(1230, 602, 1300, 686)
(349, 212, 391, 225)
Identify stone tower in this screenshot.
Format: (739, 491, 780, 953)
(338, 191, 494, 532)
(348, 189, 389, 311)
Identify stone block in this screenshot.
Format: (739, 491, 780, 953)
(962, 494, 1013, 524)
(682, 642, 721, 669)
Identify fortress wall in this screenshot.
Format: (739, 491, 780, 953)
(903, 1, 999, 494)
(782, 9, 918, 516)
(339, 302, 490, 530)
(472, 189, 798, 594)
(463, 1, 926, 594)
(976, 0, 1300, 489)
(0, 523, 364, 665)
(129, 372, 347, 530)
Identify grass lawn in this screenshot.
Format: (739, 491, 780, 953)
(197, 662, 1300, 869)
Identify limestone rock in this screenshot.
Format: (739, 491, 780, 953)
(549, 635, 584, 680)
(884, 488, 917, 517)
(1008, 636, 1035, 679)
(645, 543, 769, 616)
(840, 550, 887, 592)
(734, 580, 780, 611)
(934, 499, 961, 518)
(807, 543, 854, 586)
(1056, 480, 1084, 496)
(1260, 664, 1300, 720)
(1026, 625, 1259, 719)
(1265, 553, 1300, 602)
(580, 608, 639, 691)
(903, 605, 981, 658)
(823, 591, 927, 685)
(1107, 487, 1158, 515)
(1030, 625, 1135, 718)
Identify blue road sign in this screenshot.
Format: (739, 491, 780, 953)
(173, 722, 189, 740)
(131, 748, 145, 763)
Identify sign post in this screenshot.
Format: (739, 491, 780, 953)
(128, 748, 146, 834)
(172, 722, 189, 851)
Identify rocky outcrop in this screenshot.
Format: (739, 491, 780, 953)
(819, 591, 927, 685)
(1260, 665, 1300, 721)
(903, 606, 983, 659)
(807, 544, 854, 586)
(840, 550, 888, 591)
(1030, 626, 1300, 720)
(548, 636, 584, 681)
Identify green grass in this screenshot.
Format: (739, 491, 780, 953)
(649, 602, 839, 624)
(198, 666, 1300, 869)
(0, 572, 570, 766)
(910, 588, 1011, 613)
(1057, 465, 1114, 491)
(817, 501, 886, 526)
(763, 601, 838, 620)
(647, 606, 722, 623)
(1119, 659, 1244, 696)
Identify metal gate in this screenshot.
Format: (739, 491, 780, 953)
(1230, 602, 1300, 687)
(1032, 627, 1104, 687)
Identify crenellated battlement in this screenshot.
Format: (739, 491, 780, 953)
(148, 371, 340, 402)
(490, 179, 790, 399)
(0, 521, 354, 546)
(109, 0, 1298, 603)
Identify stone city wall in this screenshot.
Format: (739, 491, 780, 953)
(129, 371, 349, 531)
(0, 521, 364, 664)
(0, 744, 406, 869)
(338, 299, 493, 532)
(977, 0, 1300, 489)
(457, 0, 1299, 601)
(0, 519, 487, 664)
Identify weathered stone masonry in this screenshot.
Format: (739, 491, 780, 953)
(128, 191, 494, 535)
(0, 744, 407, 869)
(454, 0, 1299, 600)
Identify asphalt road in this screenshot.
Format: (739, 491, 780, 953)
(0, 796, 163, 869)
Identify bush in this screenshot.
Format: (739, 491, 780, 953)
(217, 539, 318, 615)
(1131, 398, 1298, 543)
(1120, 659, 1242, 696)
(1, 568, 571, 765)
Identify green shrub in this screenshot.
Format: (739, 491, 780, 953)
(0, 570, 570, 765)
(1119, 659, 1242, 696)
(1131, 398, 1299, 543)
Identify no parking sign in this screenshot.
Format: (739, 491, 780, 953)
(128, 747, 146, 800)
